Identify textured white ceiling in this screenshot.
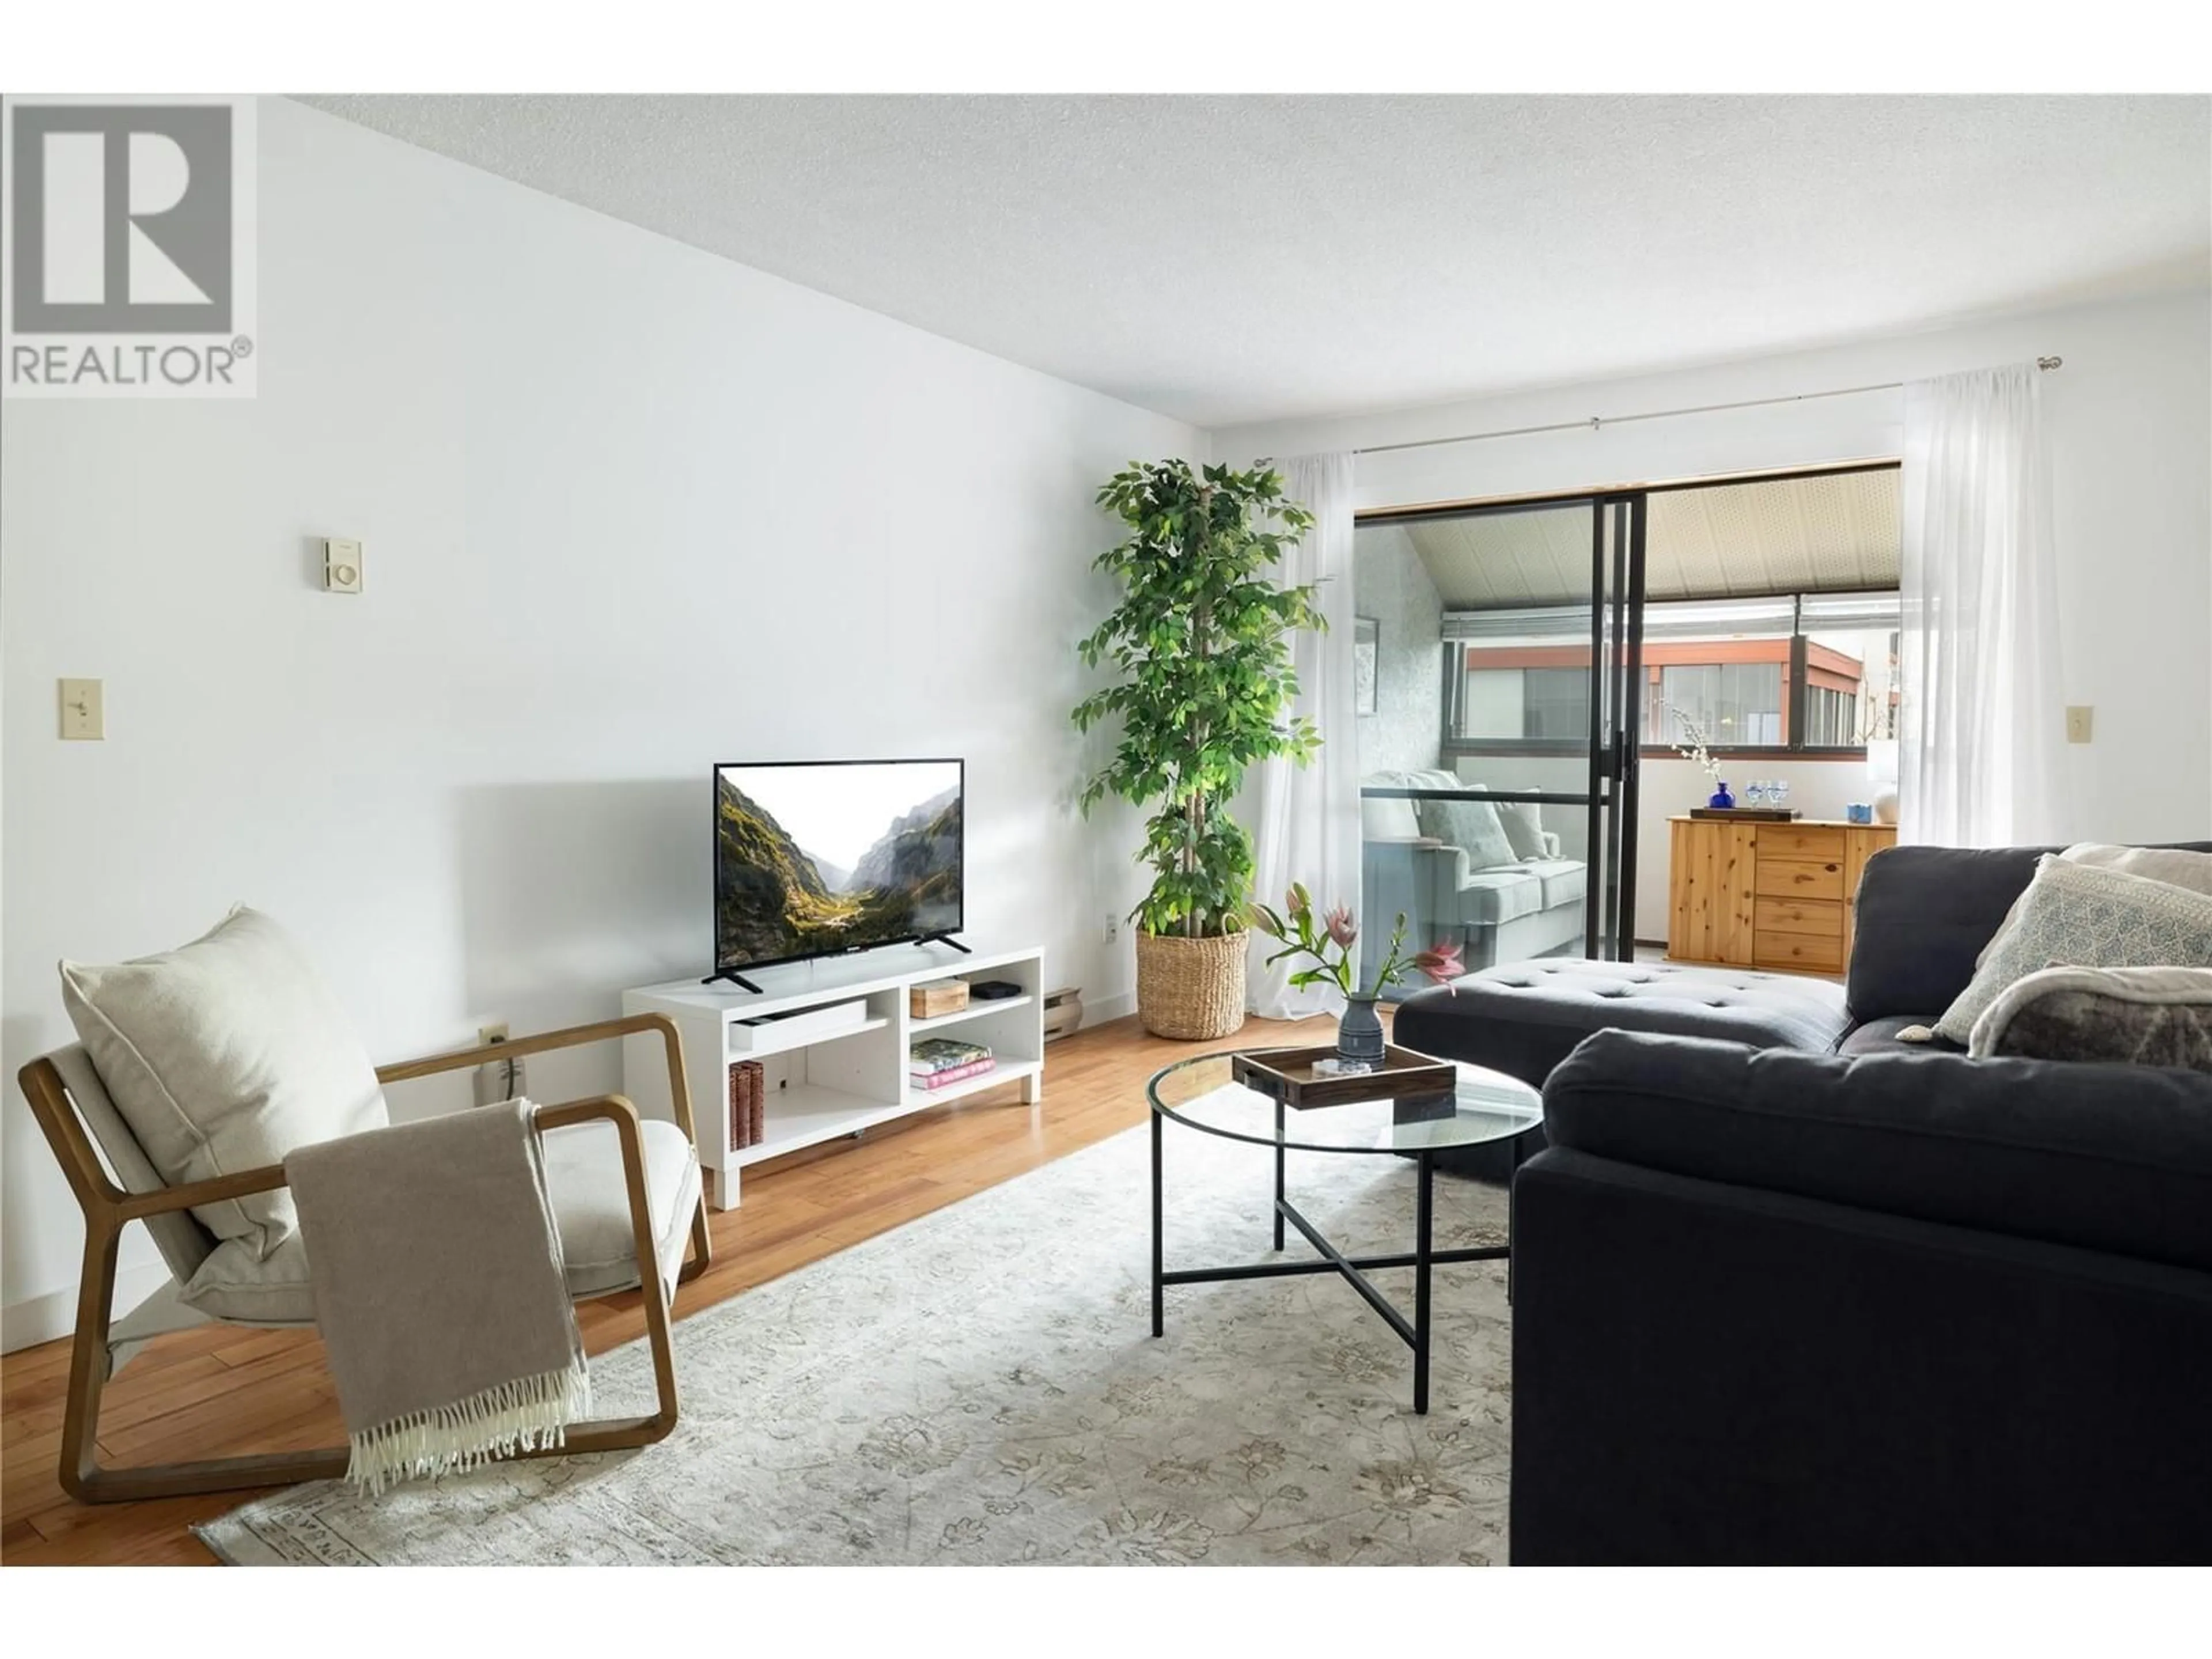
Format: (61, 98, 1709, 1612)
(301, 95, 2211, 427)
(1393, 469, 1901, 607)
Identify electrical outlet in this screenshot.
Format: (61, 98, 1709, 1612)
(1104, 913, 1120, 942)
(2065, 705, 2094, 744)
(478, 1021, 509, 1045)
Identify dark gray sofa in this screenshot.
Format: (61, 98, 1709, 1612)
(1393, 839, 2212, 1175)
(1504, 840, 2212, 1563)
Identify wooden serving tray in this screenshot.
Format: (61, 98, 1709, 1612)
(1231, 1044, 1457, 1111)
(1690, 806, 1801, 821)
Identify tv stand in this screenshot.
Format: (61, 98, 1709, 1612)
(624, 944, 1047, 1211)
(699, 968, 764, 993)
(916, 933, 971, 955)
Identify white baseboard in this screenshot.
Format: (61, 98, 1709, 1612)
(2, 1260, 172, 1354)
(1083, 991, 1135, 1027)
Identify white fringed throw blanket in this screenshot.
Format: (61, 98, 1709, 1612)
(286, 1100, 589, 1494)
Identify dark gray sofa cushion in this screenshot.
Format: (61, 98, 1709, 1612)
(1544, 1029, 2212, 1274)
(1395, 959, 1849, 1093)
(1834, 1014, 1960, 1057)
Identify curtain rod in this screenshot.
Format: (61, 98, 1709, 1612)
(1353, 356, 2063, 459)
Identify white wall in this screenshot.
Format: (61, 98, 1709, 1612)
(1224, 289, 2212, 941)
(0, 99, 1200, 1347)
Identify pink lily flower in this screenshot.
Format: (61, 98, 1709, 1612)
(1412, 940, 1464, 985)
(1324, 905, 1357, 949)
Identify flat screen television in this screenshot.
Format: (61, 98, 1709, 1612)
(713, 757, 964, 976)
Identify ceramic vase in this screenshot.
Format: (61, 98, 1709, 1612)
(1336, 994, 1386, 1067)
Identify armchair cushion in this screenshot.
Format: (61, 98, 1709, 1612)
(60, 907, 389, 1259)
(179, 1113, 702, 1323)
(50, 1043, 218, 1286)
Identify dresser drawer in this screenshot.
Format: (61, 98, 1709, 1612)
(1755, 930, 1845, 974)
(1753, 856, 1845, 902)
(1754, 896, 1844, 938)
(1758, 825, 1847, 862)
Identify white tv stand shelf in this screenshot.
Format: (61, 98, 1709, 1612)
(621, 944, 1046, 1210)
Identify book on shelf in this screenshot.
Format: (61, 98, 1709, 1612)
(915, 1056, 997, 1090)
(910, 1036, 991, 1077)
(728, 1059, 764, 1149)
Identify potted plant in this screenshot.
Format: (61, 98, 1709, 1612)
(1073, 460, 1324, 1039)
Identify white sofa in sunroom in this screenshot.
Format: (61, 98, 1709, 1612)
(1360, 767, 1589, 995)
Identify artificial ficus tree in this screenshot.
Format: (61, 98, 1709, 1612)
(1073, 460, 1325, 940)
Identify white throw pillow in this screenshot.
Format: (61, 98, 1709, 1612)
(2062, 843, 2212, 896)
(60, 907, 390, 1259)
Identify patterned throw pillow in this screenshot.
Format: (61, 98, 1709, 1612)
(1482, 792, 1550, 861)
(1934, 858, 2212, 1044)
(1418, 794, 1519, 872)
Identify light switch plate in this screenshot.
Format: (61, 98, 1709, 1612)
(59, 679, 103, 740)
(2065, 705, 2094, 744)
(323, 537, 363, 594)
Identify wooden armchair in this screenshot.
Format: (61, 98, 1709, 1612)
(19, 1013, 712, 1504)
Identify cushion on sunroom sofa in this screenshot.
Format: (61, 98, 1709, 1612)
(1449, 865, 1548, 926)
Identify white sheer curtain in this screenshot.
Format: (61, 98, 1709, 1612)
(1248, 452, 1361, 1018)
(1898, 363, 2070, 847)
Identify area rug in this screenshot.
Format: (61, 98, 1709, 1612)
(198, 1118, 1514, 1565)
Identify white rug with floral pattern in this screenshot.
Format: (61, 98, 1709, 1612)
(198, 1116, 1514, 1566)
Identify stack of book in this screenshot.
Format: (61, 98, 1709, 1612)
(910, 1037, 994, 1091)
(728, 1060, 766, 1149)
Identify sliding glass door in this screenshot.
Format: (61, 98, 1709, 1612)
(1353, 494, 1646, 982)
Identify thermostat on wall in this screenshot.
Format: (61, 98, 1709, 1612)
(323, 537, 363, 594)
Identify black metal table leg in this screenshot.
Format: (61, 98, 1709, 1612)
(1150, 1070, 1531, 1418)
(1272, 1101, 1286, 1251)
(1506, 1130, 1525, 1306)
(1150, 1106, 1164, 1338)
(1413, 1152, 1434, 1415)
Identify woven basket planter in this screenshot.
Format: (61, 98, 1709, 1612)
(1134, 929, 1248, 1040)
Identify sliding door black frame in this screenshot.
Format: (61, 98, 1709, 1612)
(1359, 490, 1648, 965)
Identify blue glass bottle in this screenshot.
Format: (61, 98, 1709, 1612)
(1709, 781, 1736, 809)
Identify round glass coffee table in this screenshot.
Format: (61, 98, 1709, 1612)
(1146, 1050, 1543, 1415)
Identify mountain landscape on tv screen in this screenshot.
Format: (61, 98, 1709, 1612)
(716, 772, 961, 968)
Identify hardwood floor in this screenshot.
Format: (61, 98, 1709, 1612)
(0, 1009, 1342, 1566)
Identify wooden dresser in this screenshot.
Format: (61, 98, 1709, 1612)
(1667, 816, 1897, 976)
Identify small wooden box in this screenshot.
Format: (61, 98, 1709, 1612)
(1231, 1044, 1457, 1111)
(910, 979, 969, 1019)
